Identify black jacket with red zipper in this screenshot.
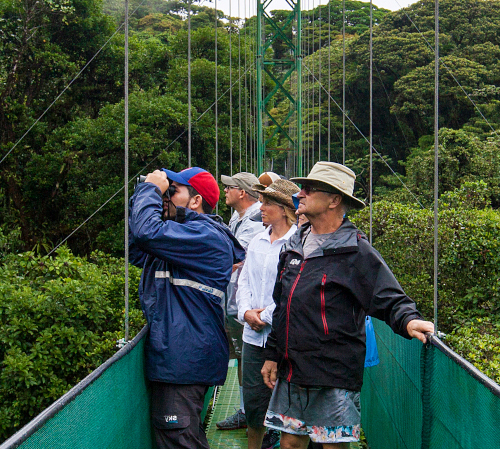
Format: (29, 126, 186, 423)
(264, 218, 423, 392)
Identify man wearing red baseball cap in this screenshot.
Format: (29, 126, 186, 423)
(129, 167, 245, 449)
(161, 166, 220, 217)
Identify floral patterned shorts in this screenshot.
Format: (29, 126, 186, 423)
(264, 379, 361, 444)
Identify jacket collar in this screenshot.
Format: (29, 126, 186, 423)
(175, 207, 246, 264)
(284, 218, 363, 257)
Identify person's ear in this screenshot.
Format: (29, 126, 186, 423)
(189, 194, 203, 211)
(328, 194, 343, 209)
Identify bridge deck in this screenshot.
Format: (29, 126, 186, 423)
(206, 360, 247, 448)
(206, 360, 362, 449)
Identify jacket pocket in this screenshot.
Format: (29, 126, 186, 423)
(320, 274, 329, 335)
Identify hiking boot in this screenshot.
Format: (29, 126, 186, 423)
(261, 428, 280, 449)
(216, 409, 247, 430)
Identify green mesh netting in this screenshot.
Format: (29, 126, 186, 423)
(5, 318, 500, 449)
(2, 328, 153, 449)
(361, 318, 500, 448)
(0, 325, 219, 449)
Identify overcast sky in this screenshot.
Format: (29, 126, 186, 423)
(210, 0, 417, 18)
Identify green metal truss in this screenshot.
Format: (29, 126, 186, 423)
(256, 0, 302, 176)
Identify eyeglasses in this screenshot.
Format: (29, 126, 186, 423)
(300, 184, 339, 195)
(224, 185, 240, 191)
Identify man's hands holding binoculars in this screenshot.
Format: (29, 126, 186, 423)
(145, 170, 170, 195)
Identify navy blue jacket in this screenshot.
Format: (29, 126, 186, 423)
(129, 183, 245, 385)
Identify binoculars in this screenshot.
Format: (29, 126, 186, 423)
(136, 174, 176, 198)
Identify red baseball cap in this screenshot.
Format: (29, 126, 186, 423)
(162, 167, 219, 209)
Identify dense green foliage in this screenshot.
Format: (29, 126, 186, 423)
(0, 246, 145, 440)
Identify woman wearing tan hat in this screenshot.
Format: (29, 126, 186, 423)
(235, 179, 300, 449)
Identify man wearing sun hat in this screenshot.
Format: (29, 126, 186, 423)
(216, 172, 264, 431)
(129, 167, 245, 449)
(261, 162, 435, 448)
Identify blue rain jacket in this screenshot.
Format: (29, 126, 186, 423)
(129, 183, 245, 385)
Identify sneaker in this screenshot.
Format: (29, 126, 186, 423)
(216, 409, 247, 430)
(261, 428, 280, 449)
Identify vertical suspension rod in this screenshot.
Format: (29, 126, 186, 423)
(188, 0, 192, 166)
(369, 0, 373, 245)
(215, 0, 218, 213)
(124, 0, 130, 343)
(256, 0, 264, 174)
(433, 0, 440, 332)
(230, 0, 233, 175)
(342, 0, 346, 164)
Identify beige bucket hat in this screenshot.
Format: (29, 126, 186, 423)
(290, 161, 366, 209)
(252, 179, 300, 210)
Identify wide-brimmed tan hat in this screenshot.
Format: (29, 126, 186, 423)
(252, 179, 300, 209)
(290, 161, 366, 209)
(221, 172, 260, 198)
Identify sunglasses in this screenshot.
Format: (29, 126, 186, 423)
(300, 184, 337, 195)
(224, 185, 240, 191)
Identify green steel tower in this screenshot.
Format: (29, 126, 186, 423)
(256, 0, 302, 176)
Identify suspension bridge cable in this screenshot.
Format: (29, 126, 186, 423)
(47, 63, 256, 257)
(318, 0, 322, 163)
(303, 63, 425, 208)
(215, 0, 219, 213)
(238, 0, 242, 172)
(342, 0, 346, 164)
(244, 10, 249, 171)
(393, 0, 499, 138)
(433, 0, 440, 332)
(229, 0, 233, 175)
(305, 0, 311, 172)
(327, 0, 331, 161)
(188, 0, 192, 166)
(373, 62, 412, 155)
(246, 0, 251, 172)
(254, 1, 259, 173)
(0, 0, 150, 167)
(124, 0, 130, 343)
(369, 0, 373, 244)
(250, 0, 256, 174)
(311, 0, 315, 168)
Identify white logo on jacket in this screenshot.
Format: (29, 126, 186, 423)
(290, 259, 301, 265)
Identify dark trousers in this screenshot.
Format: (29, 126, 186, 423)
(151, 382, 210, 449)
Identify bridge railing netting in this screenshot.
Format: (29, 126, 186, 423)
(362, 318, 500, 448)
(2, 320, 500, 448)
(0, 326, 154, 449)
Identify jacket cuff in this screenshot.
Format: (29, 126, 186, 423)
(264, 343, 279, 362)
(401, 314, 424, 339)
